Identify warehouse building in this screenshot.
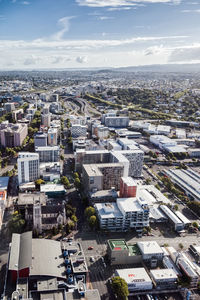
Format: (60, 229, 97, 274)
(160, 205, 184, 231)
(137, 241, 164, 267)
(164, 168, 200, 201)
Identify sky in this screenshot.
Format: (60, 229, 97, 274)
(0, 0, 200, 69)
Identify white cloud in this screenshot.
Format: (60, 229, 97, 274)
(11, 0, 17, 3)
(168, 44, 200, 62)
(181, 9, 200, 13)
(98, 16, 114, 20)
(52, 16, 75, 41)
(76, 0, 181, 7)
(76, 56, 88, 63)
(107, 6, 137, 10)
(21, 1, 30, 5)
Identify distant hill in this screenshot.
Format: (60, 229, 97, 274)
(113, 64, 200, 73)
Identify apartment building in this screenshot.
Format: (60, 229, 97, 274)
(120, 177, 137, 198)
(83, 163, 124, 192)
(0, 123, 28, 147)
(111, 150, 144, 177)
(75, 149, 110, 172)
(95, 197, 149, 232)
(35, 146, 60, 162)
(18, 152, 40, 184)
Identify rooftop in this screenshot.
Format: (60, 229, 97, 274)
(108, 239, 128, 251)
(137, 241, 163, 255)
(0, 177, 9, 191)
(116, 267, 152, 284)
(150, 268, 177, 280)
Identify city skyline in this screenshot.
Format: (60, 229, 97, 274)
(0, 0, 200, 69)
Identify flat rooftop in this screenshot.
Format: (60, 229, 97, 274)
(150, 268, 177, 280)
(137, 241, 163, 255)
(127, 244, 141, 256)
(108, 239, 128, 251)
(116, 267, 152, 284)
(0, 177, 9, 190)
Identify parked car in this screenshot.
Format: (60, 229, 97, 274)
(88, 246, 93, 250)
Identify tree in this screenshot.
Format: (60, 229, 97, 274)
(71, 215, 78, 223)
(84, 206, 95, 219)
(74, 172, 79, 179)
(35, 179, 45, 189)
(111, 276, 129, 300)
(192, 221, 199, 228)
(179, 243, 184, 250)
(61, 176, 70, 189)
(8, 211, 25, 234)
(174, 204, 179, 211)
(60, 154, 64, 160)
(74, 177, 81, 190)
(89, 215, 97, 229)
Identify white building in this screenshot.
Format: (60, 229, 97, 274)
(150, 269, 177, 289)
(95, 197, 149, 232)
(160, 205, 184, 231)
(115, 268, 153, 292)
(150, 135, 176, 150)
(18, 152, 39, 184)
(137, 241, 164, 261)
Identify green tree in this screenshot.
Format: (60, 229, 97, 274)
(61, 176, 70, 189)
(174, 205, 179, 211)
(179, 243, 184, 250)
(8, 211, 25, 234)
(60, 154, 64, 160)
(71, 214, 78, 223)
(74, 177, 81, 189)
(192, 221, 199, 228)
(84, 206, 95, 219)
(89, 215, 97, 229)
(35, 179, 45, 189)
(74, 172, 79, 179)
(111, 276, 129, 300)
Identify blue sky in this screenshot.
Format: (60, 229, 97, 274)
(0, 0, 200, 69)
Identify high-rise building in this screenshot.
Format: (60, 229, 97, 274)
(34, 132, 47, 148)
(35, 146, 60, 162)
(71, 124, 87, 138)
(0, 123, 28, 148)
(42, 114, 51, 127)
(18, 152, 39, 184)
(48, 128, 58, 146)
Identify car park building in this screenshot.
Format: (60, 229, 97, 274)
(107, 239, 142, 265)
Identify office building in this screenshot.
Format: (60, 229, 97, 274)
(42, 105, 49, 114)
(4, 102, 15, 112)
(71, 124, 87, 138)
(34, 132, 47, 148)
(12, 108, 24, 121)
(115, 268, 153, 292)
(35, 146, 60, 162)
(150, 269, 177, 289)
(48, 128, 58, 146)
(120, 177, 137, 198)
(18, 152, 40, 184)
(137, 241, 164, 263)
(0, 123, 28, 147)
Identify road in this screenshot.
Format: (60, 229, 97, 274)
(0, 165, 14, 177)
